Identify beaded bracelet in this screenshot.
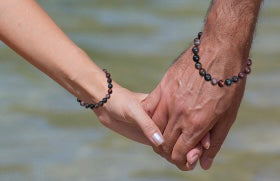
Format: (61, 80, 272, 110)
(192, 32, 252, 87)
(77, 69, 113, 109)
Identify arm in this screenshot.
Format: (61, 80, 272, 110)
(143, 0, 263, 170)
(0, 0, 164, 147)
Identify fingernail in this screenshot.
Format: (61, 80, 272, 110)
(190, 155, 199, 164)
(205, 142, 210, 150)
(152, 132, 164, 146)
(203, 158, 213, 170)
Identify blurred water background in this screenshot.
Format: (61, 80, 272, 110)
(0, 0, 279, 181)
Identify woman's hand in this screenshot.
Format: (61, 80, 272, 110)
(93, 84, 164, 147)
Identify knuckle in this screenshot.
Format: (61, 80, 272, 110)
(142, 102, 153, 117)
(188, 115, 208, 132)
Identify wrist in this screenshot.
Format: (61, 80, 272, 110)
(198, 41, 248, 79)
(58, 50, 110, 104)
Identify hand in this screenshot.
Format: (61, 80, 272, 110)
(94, 84, 165, 147)
(142, 41, 247, 170)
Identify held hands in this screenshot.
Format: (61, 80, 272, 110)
(93, 38, 246, 171)
(142, 41, 247, 170)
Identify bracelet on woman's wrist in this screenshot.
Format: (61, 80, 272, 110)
(77, 69, 113, 109)
(192, 32, 252, 87)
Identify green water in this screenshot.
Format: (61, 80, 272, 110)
(0, 0, 280, 181)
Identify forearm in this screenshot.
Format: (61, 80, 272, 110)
(0, 0, 107, 102)
(175, 0, 263, 79)
(203, 0, 263, 58)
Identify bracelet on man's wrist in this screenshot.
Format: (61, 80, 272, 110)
(192, 32, 252, 87)
(77, 69, 113, 109)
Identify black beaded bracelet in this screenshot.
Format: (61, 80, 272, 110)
(192, 32, 252, 87)
(77, 69, 113, 109)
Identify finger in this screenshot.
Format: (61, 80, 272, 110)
(170, 131, 206, 169)
(201, 132, 211, 150)
(130, 104, 164, 147)
(186, 144, 203, 165)
(141, 85, 161, 117)
(160, 117, 181, 158)
(151, 101, 170, 158)
(150, 99, 169, 132)
(200, 119, 233, 170)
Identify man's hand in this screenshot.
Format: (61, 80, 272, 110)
(142, 0, 263, 171)
(142, 42, 246, 170)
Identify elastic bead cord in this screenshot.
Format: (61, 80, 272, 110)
(192, 32, 253, 88)
(77, 69, 113, 109)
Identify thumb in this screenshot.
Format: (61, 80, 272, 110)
(141, 85, 161, 117)
(130, 103, 164, 147)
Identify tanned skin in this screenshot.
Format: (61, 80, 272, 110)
(143, 0, 263, 171)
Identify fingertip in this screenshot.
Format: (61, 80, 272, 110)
(152, 132, 164, 146)
(186, 145, 203, 164)
(202, 133, 211, 150)
(200, 157, 213, 170)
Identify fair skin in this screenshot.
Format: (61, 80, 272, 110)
(0, 0, 208, 157)
(0, 0, 165, 147)
(143, 0, 263, 170)
(0, 0, 262, 171)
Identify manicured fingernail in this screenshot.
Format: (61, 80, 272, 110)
(203, 158, 213, 170)
(152, 132, 164, 146)
(190, 155, 199, 164)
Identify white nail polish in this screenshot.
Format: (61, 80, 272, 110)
(152, 132, 164, 145)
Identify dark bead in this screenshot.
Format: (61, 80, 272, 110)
(232, 76, 239, 83)
(84, 103, 90, 108)
(238, 72, 245, 78)
(99, 101, 104, 106)
(198, 32, 203, 39)
(108, 83, 113, 89)
(77, 98, 81, 103)
(107, 78, 112, 83)
(193, 55, 200, 62)
(244, 66, 251, 74)
(199, 69, 206, 76)
(108, 89, 113, 94)
(90, 104, 95, 109)
(106, 73, 111, 78)
(195, 62, 202, 69)
(85, 104, 92, 109)
(80, 101, 86, 107)
(102, 98, 107, 103)
(218, 80, 224, 87)
(247, 58, 252, 66)
(211, 78, 218, 85)
(94, 104, 99, 108)
(192, 46, 199, 55)
(225, 79, 232, 86)
(194, 38, 200, 46)
(204, 74, 212, 81)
